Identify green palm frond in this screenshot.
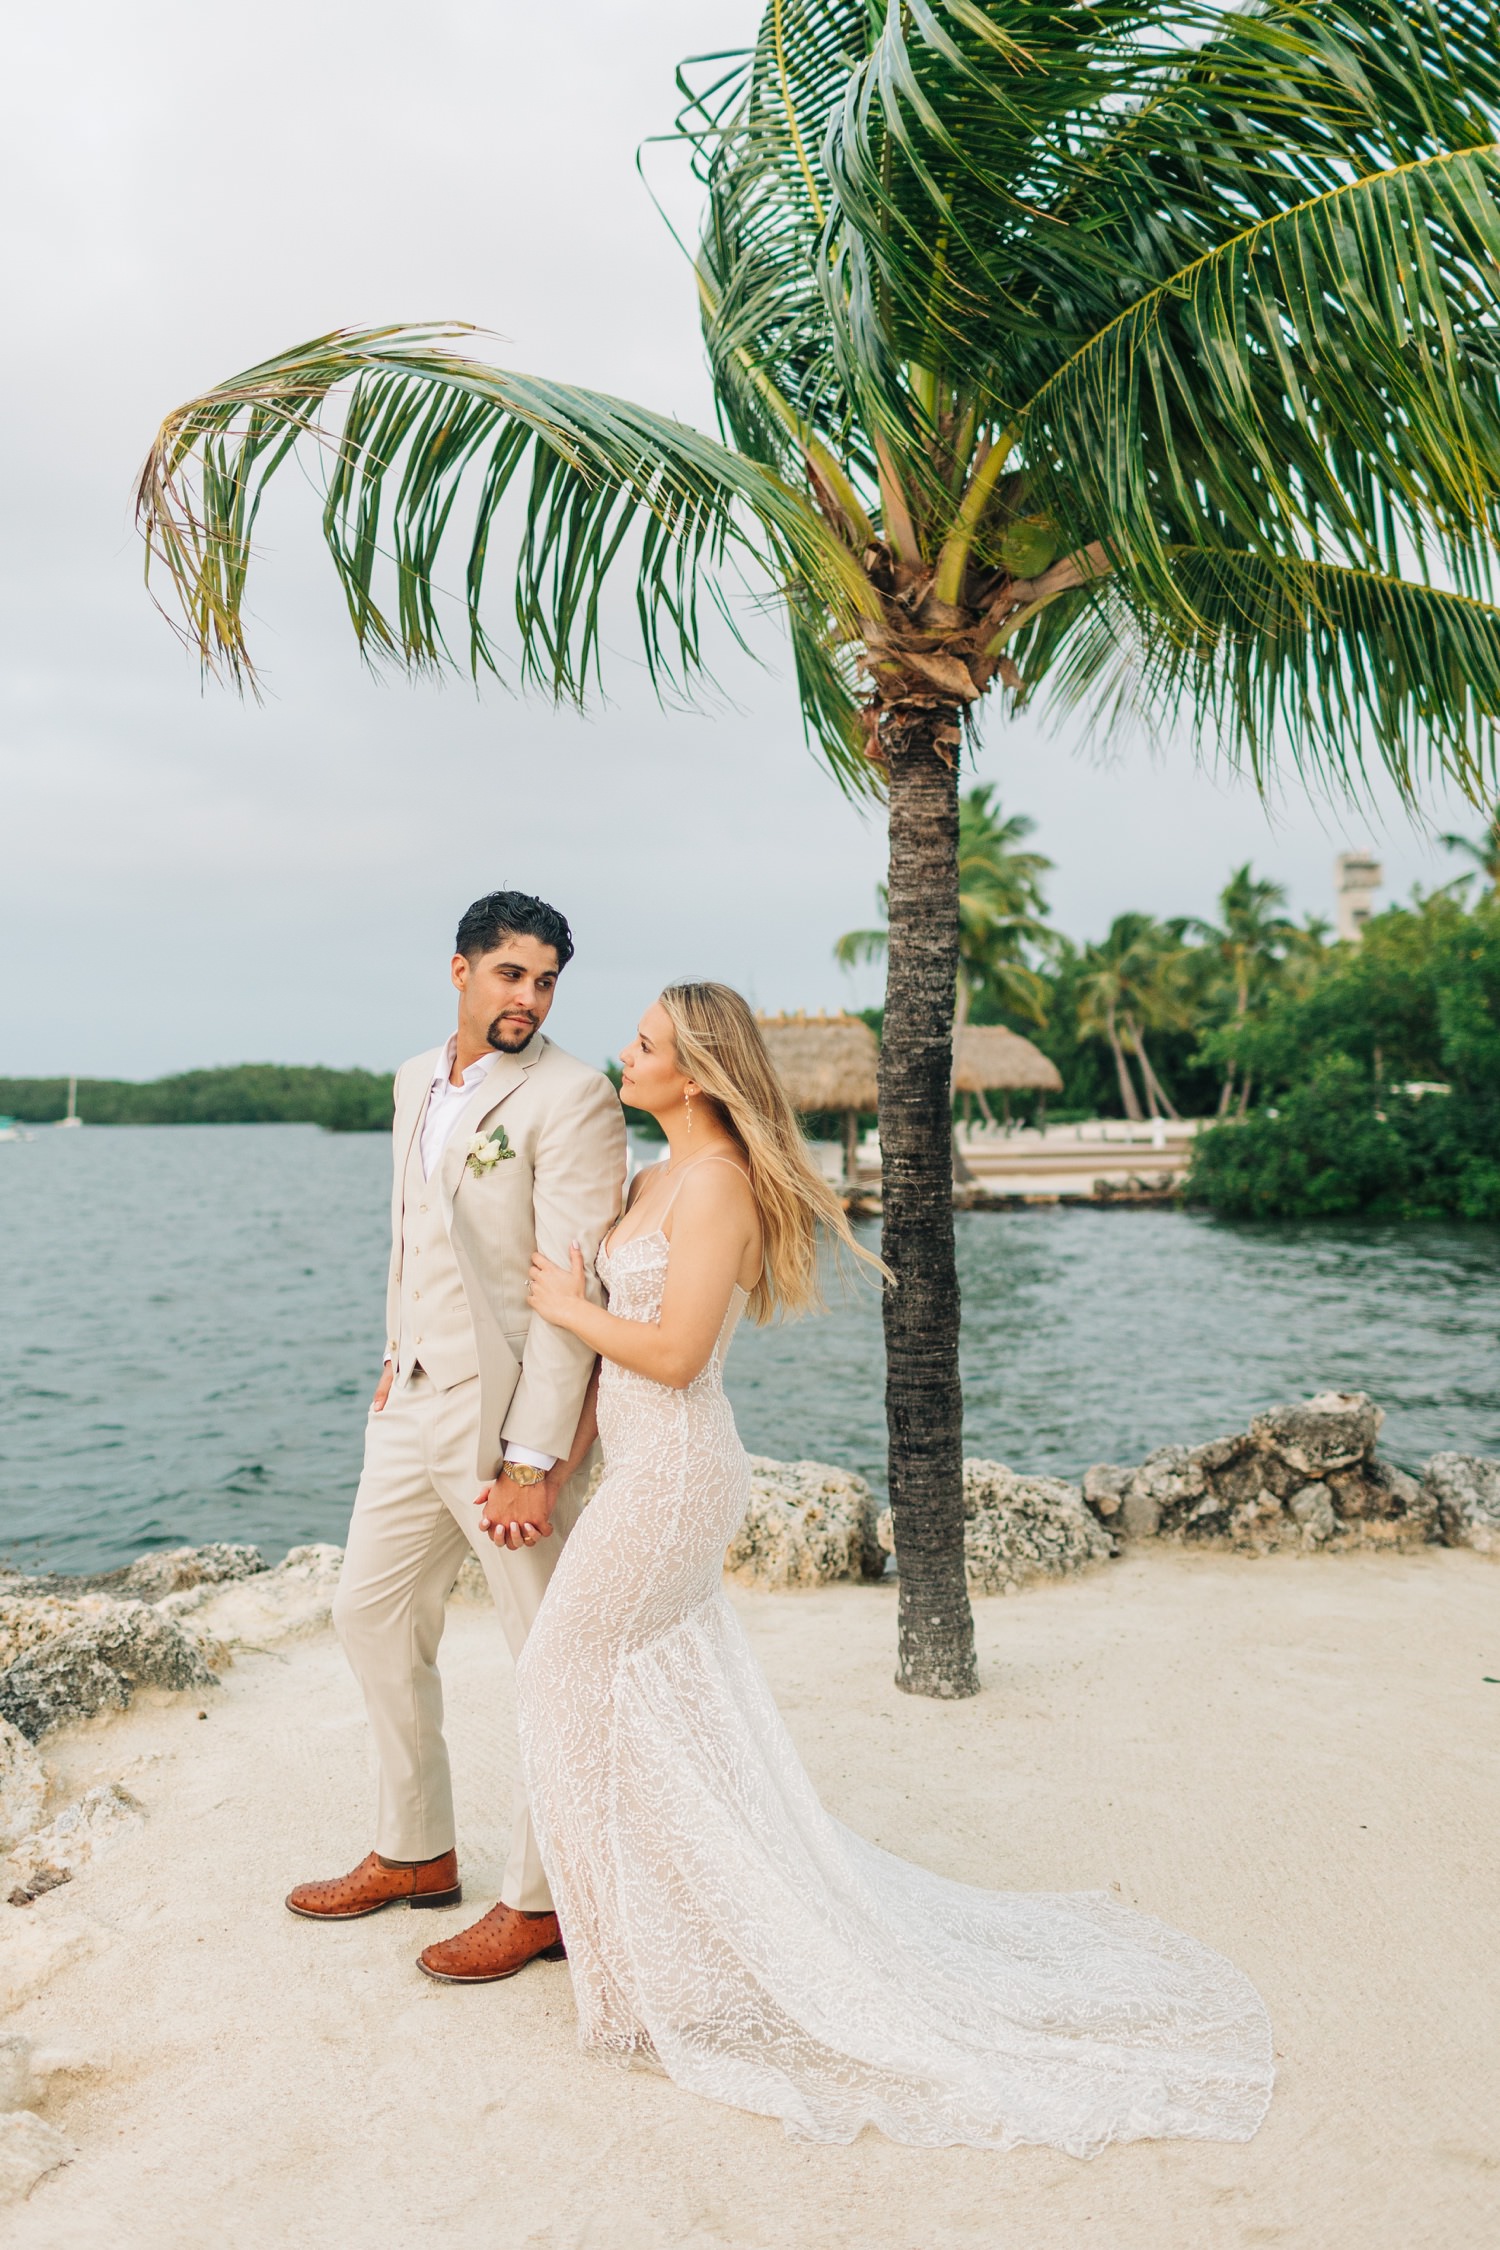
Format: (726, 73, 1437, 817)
(137, 323, 869, 719)
(1028, 552, 1500, 798)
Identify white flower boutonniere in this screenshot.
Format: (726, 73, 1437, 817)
(466, 1123, 516, 1177)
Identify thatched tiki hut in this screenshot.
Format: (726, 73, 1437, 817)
(756, 1012, 878, 1188)
(953, 1024, 1063, 1130)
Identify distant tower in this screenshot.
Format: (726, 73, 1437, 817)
(1334, 850, 1383, 942)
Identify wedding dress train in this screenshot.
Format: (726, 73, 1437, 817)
(516, 1225, 1273, 2152)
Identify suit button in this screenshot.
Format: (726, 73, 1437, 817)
(412, 1290, 421, 1302)
(419, 1203, 428, 1213)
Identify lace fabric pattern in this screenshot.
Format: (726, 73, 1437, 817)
(516, 1230, 1274, 2152)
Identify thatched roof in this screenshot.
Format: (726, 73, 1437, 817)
(757, 1012, 879, 1111)
(953, 1024, 1063, 1093)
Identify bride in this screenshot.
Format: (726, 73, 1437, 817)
(511, 982, 1273, 2153)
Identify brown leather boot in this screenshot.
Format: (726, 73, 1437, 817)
(285, 1849, 461, 1920)
(416, 1903, 566, 1984)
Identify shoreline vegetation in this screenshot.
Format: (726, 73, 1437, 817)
(0, 1065, 394, 1134)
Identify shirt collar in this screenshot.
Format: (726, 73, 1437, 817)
(432, 1035, 499, 1095)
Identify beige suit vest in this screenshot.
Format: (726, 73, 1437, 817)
(394, 1120, 479, 1391)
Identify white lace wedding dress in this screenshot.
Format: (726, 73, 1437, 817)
(516, 1220, 1274, 2152)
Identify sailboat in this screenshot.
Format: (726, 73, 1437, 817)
(55, 1075, 82, 1129)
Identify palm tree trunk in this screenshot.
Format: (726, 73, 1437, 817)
(1106, 1005, 1145, 1121)
(879, 704, 978, 1700)
(1130, 1023, 1181, 1120)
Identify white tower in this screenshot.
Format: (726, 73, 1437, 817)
(1334, 850, 1383, 942)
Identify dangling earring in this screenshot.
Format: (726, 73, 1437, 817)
(684, 1086, 695, 1138)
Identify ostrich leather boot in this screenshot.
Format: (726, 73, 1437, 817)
(285, 1849, 462, 1919)
(417, 1903, 566, 1983)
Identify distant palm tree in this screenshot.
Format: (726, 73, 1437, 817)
(137, 0, 1500, 1697)
(1075, 914, 1189, 1120)
(1189, 866, 1301, 1112)
(1441, 806, 1500, 888)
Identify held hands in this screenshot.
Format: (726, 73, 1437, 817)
(475, 1465, 558, 1551)
(526, 1242, 589, 1329)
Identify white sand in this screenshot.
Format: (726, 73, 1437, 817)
(4, 1549, 1497, 2249)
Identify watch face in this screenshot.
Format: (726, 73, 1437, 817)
(506, 1463, 544, 1486)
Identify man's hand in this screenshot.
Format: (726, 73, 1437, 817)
(373, 1364, 395, 1414)
(475, 1467, 558, 1552)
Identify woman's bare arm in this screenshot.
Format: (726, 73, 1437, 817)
(527, 1164, 758, 1389)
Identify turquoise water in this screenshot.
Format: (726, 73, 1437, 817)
(1, 1125, 1496, 1574)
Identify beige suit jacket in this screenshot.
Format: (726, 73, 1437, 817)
(385, 1034, 626, 1481)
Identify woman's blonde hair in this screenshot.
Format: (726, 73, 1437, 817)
(657, 982, 889, 1324)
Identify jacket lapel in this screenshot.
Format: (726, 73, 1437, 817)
(437, 1039, 543, 1228)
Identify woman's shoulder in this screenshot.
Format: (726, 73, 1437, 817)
(670, 1152, 757, 1221)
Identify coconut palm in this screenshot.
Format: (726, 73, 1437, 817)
(1075, 914, 1190, 1119)
(138, 0, 1500, 1697)
(1441, 806, 1500, 888)
(1189, 865, 1302, 1110)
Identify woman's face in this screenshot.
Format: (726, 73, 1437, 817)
(619, 1000, 693, 1121)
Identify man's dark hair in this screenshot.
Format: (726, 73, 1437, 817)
(455, 890, 575, 970)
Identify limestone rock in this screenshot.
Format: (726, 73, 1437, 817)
(0, 1915, 100, 2012)
(1421, 1453, 1500, 1554)
(1250, 1392, 1383, 1478)
(165, 1543, 345, 1653)
(0, 1606, 216, 1741)
(5, 1784, 144, 1901)
(0, 1595, 121, 1673)
(876, 1460, 1113, 1595)
(1083, 1392, 1433, 1553)
(727, 1459, 883, 1589)
(116, 1543, 266, 1600)
(0, 2109, 73, 2203)
(1081, 1464, 1131, 1519)
(0, 1722, 45, 1855)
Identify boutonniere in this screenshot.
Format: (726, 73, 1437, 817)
(466, 1123, 516, 1177)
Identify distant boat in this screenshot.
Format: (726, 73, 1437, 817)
(0, 1115, 21, 1142)
(55, 1074, 82, 1129)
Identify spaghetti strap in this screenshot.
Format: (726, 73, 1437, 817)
(656, 1152, 750, 1224)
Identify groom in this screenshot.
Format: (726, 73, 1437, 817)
(286, 890, 625, 1983)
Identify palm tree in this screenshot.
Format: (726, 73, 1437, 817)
(1441, 806, 1500, 888)
(1190, 866, 1301, 1111)
(1075, 914, 1188, 1120)
(137, 0, 1500, 1697)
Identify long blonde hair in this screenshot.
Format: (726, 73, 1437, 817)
(658, 982, 889, 1324)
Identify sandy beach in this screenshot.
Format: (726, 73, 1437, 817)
(2, 1547, 1496, 2250)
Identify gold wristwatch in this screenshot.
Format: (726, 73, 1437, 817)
(502, 1461, 547, 1488)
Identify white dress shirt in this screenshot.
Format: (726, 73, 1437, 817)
(388, 1037, 555, 1474)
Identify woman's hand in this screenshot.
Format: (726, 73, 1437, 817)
(527, 1242, 589, 1330)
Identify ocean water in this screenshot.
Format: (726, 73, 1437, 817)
(1, 1125, 1496, 1574)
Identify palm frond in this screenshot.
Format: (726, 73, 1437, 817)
(137, 324, 869, 712)
(1028, 552, 1500, 799)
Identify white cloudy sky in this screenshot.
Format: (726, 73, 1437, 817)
(0, 0, 1480, 1081)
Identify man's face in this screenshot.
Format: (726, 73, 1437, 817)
(452, 934, 562, 1054)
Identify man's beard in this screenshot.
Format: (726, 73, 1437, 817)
(486, 1014, 537, 1054)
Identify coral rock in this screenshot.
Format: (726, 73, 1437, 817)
(876, 1461, 1113, 1595)
(5, 1783, 144, 1899)
(728, 1459, 884, 1589)
(0, 1723, 45, 1856)
(0, 1606, 216, 1741)
(0, 2109, 73, 2204)
(116, 1543, 265, 1600)
(1250, 1392, 1383, 1478)
(1421, 1453, 1500, 1554)
(164, 1543, 345, 1653)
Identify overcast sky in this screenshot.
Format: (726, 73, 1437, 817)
(0, 0, 1481, 1082)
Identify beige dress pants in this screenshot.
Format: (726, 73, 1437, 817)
(332, 1367, 585, 1913)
